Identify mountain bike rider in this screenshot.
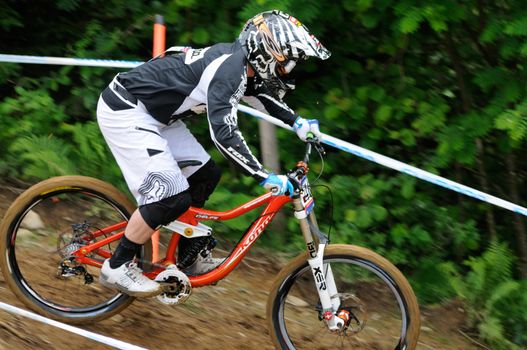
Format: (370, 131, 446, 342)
(96, 10, 331, 297)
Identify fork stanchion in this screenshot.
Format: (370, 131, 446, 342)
(150, 14, 166, 263)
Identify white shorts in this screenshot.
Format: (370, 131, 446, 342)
(96, 79, 210, 206)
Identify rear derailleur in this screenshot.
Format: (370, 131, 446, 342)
(57, 256, 94, 285)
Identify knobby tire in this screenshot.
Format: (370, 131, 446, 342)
(266, 244, 420, 350)
(0, 176, 152, 323)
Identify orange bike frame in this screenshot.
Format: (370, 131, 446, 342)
(72, 192, 292, 287)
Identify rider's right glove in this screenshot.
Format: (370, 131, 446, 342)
(261, 173, 294, 197)
(293, 117, 321, 141)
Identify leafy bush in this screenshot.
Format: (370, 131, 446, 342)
(443, 242, 527, 349)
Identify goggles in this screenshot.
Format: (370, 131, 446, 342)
(276, 59, 297, 76)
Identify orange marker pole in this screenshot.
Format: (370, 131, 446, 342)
(153, 14, 166, 58)
(151, 14, 166, 263)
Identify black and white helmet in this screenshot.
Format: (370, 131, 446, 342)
(239, 10, 331, 94)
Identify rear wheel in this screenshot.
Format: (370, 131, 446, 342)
(0, 176, 152, 323)
(267, 244, 420, 349)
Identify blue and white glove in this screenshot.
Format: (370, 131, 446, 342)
(261, 173, 294, 196)
(293, 117, 321, 141)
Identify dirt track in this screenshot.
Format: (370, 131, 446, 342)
(0, 185, 480, 350)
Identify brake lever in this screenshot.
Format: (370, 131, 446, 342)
(305, 136, 325, 156)
(314, 142, 325, 156)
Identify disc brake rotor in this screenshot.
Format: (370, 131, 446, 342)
(337, 293, 368, 335)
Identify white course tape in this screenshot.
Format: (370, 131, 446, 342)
(1, 53, 525, 217)
(0, 54, 142, 68)
(238, 104, 527, 217)
(0, 301, 147, 350)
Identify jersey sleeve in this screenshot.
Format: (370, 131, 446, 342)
(242, 77, 299, 126)
(207, 58, 269, 183)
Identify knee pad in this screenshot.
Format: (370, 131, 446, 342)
(139, 191, 192, 229)
(187, 159, 222, 207)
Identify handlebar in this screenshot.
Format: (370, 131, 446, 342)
(303, 135, 325, 164)
(285, 135, 325, 195)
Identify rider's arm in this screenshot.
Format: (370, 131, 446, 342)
(243, 78, 322, 142)
(206, 60, 269, 183)
(242, 78, 298, 127)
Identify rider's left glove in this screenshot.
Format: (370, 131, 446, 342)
(261, 173, 294, 197)
(293, 117, 321, 141)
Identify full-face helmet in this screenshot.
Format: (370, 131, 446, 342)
(239, 10, 331, 94)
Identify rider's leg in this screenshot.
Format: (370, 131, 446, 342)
(161, 121, 224, 273)
(96, 84, 193, 296)
(186, 158, 222, 207)
(110, 190, 192, 268)
(177, 159, 222, 272)
(107, 210, 148, 269)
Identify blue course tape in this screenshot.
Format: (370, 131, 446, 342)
(237, 104, 527, 218)
(0, 301, 147, 349)
(1, 53, 525, 217)
(0, 54, 142, 68)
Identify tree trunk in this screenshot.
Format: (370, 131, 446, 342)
(258, 120, 280, 173)
(505, 153, 527, 278)
(258, 120, 287, 239)
(475, 139, 497, 241)
(443, 33, 497, 241)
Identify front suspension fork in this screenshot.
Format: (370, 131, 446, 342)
(293, 198, 343, 330)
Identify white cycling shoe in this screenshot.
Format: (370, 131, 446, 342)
(99, 259, 161, 297)
(183, 253, 223, 275)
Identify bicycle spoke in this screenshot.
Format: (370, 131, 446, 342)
(275, 257, 412, 349)
(9, 190, 128, 311)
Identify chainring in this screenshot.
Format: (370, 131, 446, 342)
(155, 265, 192, 305)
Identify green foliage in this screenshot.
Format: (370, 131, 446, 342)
(495, 102, 527, 145)
(444, 242, 527, 348)
(0, 3, 22, 30)
(10, 135, 76, 178)
(410, 260, 457, 304)
(2, 1, 527, 346)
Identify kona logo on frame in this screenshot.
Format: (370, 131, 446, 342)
(228, 214, 275, 264)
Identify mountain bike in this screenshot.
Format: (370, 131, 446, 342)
(0, 137, 420, 349)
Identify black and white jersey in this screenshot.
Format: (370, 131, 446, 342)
(117, 40, 298, 182)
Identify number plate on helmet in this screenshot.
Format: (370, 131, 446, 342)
(300, 176, 314, 214)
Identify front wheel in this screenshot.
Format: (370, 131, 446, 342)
(267, 244, 420, 350)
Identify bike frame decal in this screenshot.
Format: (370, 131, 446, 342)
(300, 176, 314, 215)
